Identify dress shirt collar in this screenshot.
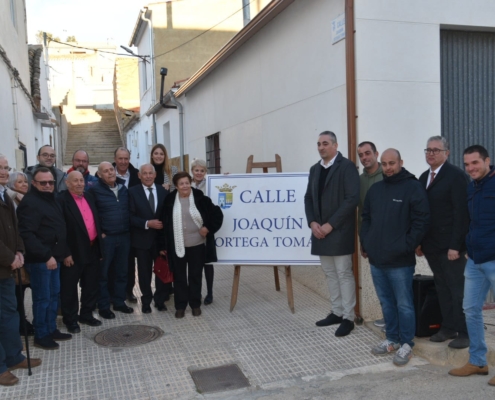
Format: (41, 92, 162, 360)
(320, 152, 338, 169)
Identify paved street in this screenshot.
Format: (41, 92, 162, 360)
(1, 266, 494, 400)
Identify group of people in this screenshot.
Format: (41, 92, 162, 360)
(305, 131, 495, 385)
(0, 144, 222, 386)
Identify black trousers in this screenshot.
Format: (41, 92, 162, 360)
(173, 244, 205, 311)
(61, 244, 100, 324)
(424, 251, 468, 336)
(135, 246, 167, 307)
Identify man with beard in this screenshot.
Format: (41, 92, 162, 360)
(361, 149, 429, 367)
(66, 150, 98, 190)
(25, 145, 66, 193)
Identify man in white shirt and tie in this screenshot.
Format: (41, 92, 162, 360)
(128, 164, 168, 313)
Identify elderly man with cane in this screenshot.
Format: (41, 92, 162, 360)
(0, 154, 41, 386)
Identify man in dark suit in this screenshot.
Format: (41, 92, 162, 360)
(129, 164, 168, 313)
(304, 131, 360, 337)
(416, 136, 470, 349)
(58, 171, 103, 333)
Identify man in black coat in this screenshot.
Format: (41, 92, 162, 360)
(17, 167, 72, 350)
(361, 149, 430, 367)
(304, 131, 360, 337)
(129, 164, 168, 313)
(416, 136, 470, 349)
(58, 171, 104, 333)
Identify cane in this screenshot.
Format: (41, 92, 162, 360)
(16, 268, 32, 376)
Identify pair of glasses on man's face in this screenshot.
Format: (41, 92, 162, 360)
(33, 180, 55, 187)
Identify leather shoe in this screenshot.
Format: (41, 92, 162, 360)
(204, 295, 213, 305)
(51, 329, 72, 341)
(449, 337, 470, 349)
(65, 322, 81, 334)
(449, 362, 489, 376)
(79, 316, 102, 327)
(316, 313, 343, 327)
(113, 304, 134, 314)
(175, 309, 185, 319)
(98, 309, 116, 319)
(126, 293, 138, 303)
(9, 358, 42, 371)
(192, 307, 202, 317)
(489, 375, 495, 386)
(34, 335, 59, 350)
(142, 305, 152, 314)
(155, 304, 167, 311)
(0, 371, 18, 386)
(335, 319, 355, 337)
(430, 329, 457, 342)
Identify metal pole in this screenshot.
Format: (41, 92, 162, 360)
(16, 269, 32, 375)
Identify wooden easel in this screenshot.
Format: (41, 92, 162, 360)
(229, 154, 295, 313)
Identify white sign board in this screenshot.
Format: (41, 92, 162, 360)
(331, 13, 346, 44)
(206, 173, 319, 265)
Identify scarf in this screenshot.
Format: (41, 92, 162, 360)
(173, 190, 203, 258)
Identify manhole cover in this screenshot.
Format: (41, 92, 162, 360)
(190, 364, 250, 394)
(94, 325, 163, 348)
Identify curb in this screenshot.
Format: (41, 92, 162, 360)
(365, 322, 495, 367)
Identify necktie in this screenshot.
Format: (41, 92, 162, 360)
(148, 187, 155, 213)
(427, 171, 436, 189)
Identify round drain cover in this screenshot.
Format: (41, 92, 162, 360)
(94, 325, 163, 348)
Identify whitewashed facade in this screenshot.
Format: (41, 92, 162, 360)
(0, 0, 57, 169)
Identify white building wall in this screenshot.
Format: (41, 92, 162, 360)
(354, 0, 495, 178)
(182, 0, 347, 174)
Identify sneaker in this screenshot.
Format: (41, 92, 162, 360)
(381, 325, 386, 333)
(372, 339, 400, 355)
(393, 343, 413, 366)
(374, 318, 386, 327)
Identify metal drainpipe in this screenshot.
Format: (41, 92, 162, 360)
(169, 93, 184, 171)
(141, 9, 157, 144)
(345, 0, 362, 323)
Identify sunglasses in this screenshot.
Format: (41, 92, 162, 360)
(33, 180, 55, 187)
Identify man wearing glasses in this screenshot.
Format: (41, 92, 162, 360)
(66, 150, 98, 190)
(25, 145, 66, 192)
(416, 136, 470, 349)
(17, 167, 72, 350)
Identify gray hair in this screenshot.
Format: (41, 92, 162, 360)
(427, 136, 450, 151)
(191, 158, 207, 172)
(0, 154, 6, 161)
(139, 163, 155, 173)
(319, 131, 337, 143)
(7, 171, 28, 189)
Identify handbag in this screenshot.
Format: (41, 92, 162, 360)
(153, 253, 174, 284)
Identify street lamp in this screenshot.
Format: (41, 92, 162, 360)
(120, 45, 149, 63)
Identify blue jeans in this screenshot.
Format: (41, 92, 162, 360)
(463, 257, 495, 366)
(24, 263, 60, 339)
(98, 233, 130, 310)
(0, 278, 25, 373)
(370, 265, 415, 347)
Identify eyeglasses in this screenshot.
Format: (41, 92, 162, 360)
(424, 148, 447, 155)
(40, 153, 56, 159)
(0, 166, 12, 172)
(33, 180, 55, 187)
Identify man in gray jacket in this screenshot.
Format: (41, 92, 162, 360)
(304, 131, 360, 337)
